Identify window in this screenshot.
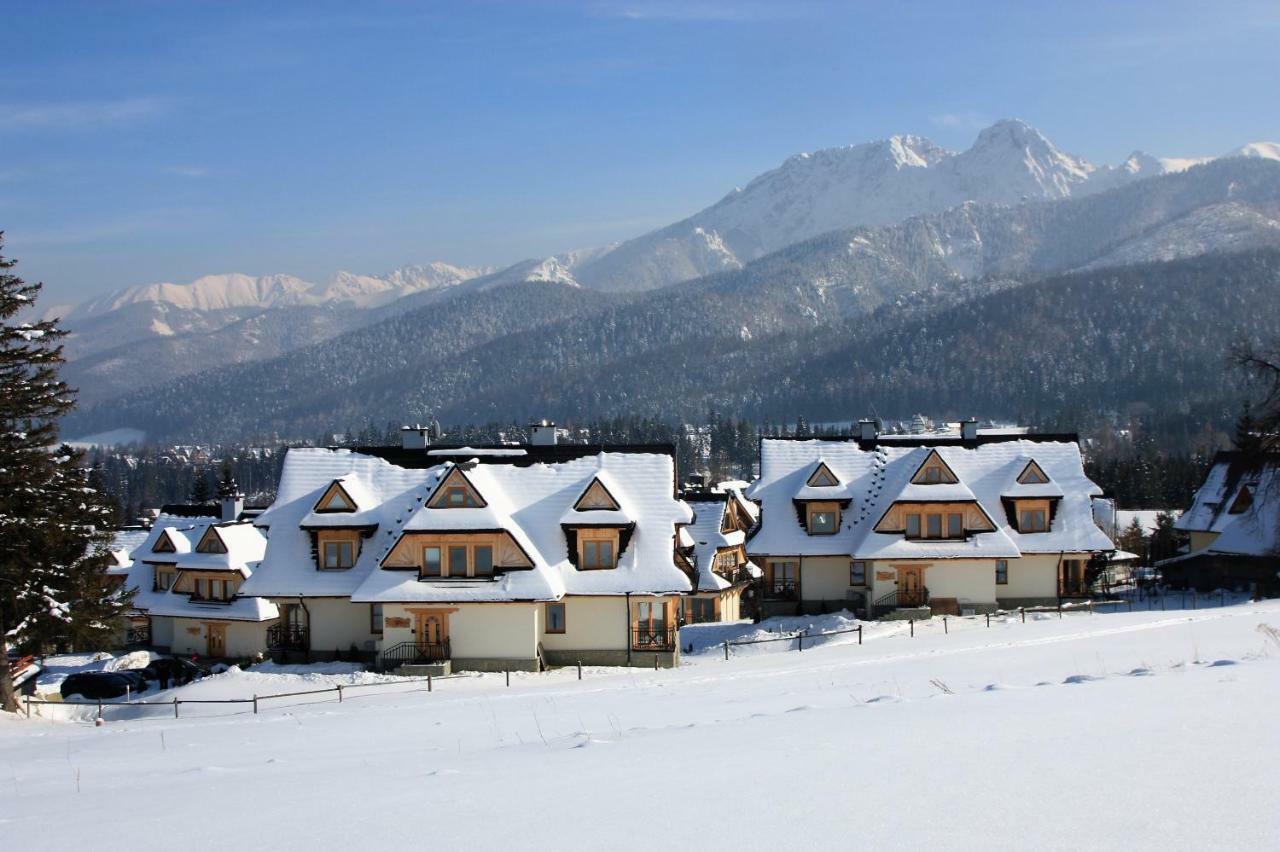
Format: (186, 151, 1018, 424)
(1020, 509, 1048, 533)
(850, 561, 866, 585)
(582, 538, 616, 569)
(422, 546, 442, 577)
(155, 571, 175, 591)
(809, 509, 837, 534)
(448, 545, 468, 576)
(473, 545, 493, 576)
(194, 578, 207, 599)
(322, 540, 355, 570)
(686, 598, 716, 624)
(545, 602, 566, 633)
(636, 601, 667, 630)
(905, 514, 922, 539)
(446, 487, 477, 508)
(948, 513, 964, 539)
(192, 578, 230, 601)
(370, 603, 383, 634)
(996, 560, 1008, 585)
(926, 514, 943, 538)
(925, 466, 942, 483)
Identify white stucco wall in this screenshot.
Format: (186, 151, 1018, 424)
(921, 560, 999, 605)
(450, 604, 537, 659)
(539, 596, 629, 651)
(801, 556, 853, 600)
(1001, 553, 1060, 599)
(166, 618, 268, 658)
(302, 598, 380, 655)
(150, 615, 174, 650)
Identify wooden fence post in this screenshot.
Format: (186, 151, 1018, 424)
(337, 685, 343, 703)
(577, 661, 582, 680)
(1020, 608, 1026, 624)
(797, 631, 804, 652)
(858, 625, 863, 645)
(25, 695, 31, 718)
(943, 617, 948, 635)
(909, 619, 914, 638)
(427, 673, 432, 692)
(985, 613, 990, 628)
(505, 670, 510, 687)
(253, 694, 258, 715)
(723, 641, 729, 660)
(173, 697, 179, 719)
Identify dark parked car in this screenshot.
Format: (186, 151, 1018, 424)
(60, 670, 149, 700)
(141, 657, 205, 687)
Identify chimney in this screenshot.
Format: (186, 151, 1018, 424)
(857, 418, 879, 441)
(401, 425, 430, 450)
(216, 470, 244, 522)
(529, 419, 558, 446)
(960, 418, 978, 440)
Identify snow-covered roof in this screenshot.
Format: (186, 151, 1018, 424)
(1172, 454, 1279, 559)
(244, 447, 694, 604)
(747, 438, 1112, 559)
(121, 515, 276, 622)
(105, 528, 150, 576)
(298, 474, 382, 527)
(686, 498, 745, 592)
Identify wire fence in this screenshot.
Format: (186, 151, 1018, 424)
(721, 587, 1244, 659)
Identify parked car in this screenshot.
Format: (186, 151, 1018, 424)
(140, 657, 206, 686)
(60, 670, 148, 700)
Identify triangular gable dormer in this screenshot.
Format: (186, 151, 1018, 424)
(721, 493, 754, 534)
(195, 526, 227, 554)
(1228, 485, 1254, 514)
(572, 476, 621, 512)
(152, 529, 177, 553)
(427, 467, 487, 509)
(314, 480, 357, 513)
(910, 449, 959, 485)
(806, 461, 840, 488)
(1017, 459, 1051, 485)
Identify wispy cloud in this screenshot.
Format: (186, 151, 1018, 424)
(930, 111, 991, 132)
(0, 97, 167, 132)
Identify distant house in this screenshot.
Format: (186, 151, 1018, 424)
(745, 420, 1114, 618)
(122, 486, 277, 658)
(241, 425, 697, 672)
(679, 484, 761, 624)
(1159, 452, 1279, 596)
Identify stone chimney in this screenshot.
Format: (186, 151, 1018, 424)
(529, 419, 558, 446)
(401, 425, 431, 450)
(960, 418, 978, 440)
(857, 418, 879, 441)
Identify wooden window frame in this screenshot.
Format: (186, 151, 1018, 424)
(422, 546, 443, 577)
(947, 512, 964, 539)
(1019, 509, 1048, 533)
(850, 560, 866, 586)
(807, 505, 839, 535)
(545, 602, 567, 634)
(370, 603, 383, 635)
(321, 540, 356, 570)
(926, 513, 943, 538)
(155, 570, 176, 591)
(905, 514, 922, 539)
(577, 528, 620, 570)
(996, 559, 1008, 585)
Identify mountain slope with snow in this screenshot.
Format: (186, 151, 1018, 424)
(571, 120, 1278, 292)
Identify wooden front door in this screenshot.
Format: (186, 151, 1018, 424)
(897, 565, 925, 606)
(414, 611, 450, 644)
(206, 622, 227, 658)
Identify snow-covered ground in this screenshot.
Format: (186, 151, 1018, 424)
(4, 601, 1279, 850)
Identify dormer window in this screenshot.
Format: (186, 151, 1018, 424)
(322, 541, 355, 570)
(315, 480, 358, 513)
(195, 527, 227, 554)
(809, 508, 837, 534)
(152, 531, 176, 553)
(911, 450, 959, 485)
(1019, 507, 1048, 533)
(1017, 460, 1051, 485)
(901, 509, 967, 540)
(582, 538, 615, 569)
(428, 468, 486, 509)
(807, 462, 840, 488)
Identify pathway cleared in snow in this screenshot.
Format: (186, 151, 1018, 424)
(3, 600, 1278, 850)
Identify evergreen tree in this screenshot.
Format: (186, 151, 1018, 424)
(190, 469, 212, 504)
(0, 237, 131, 712)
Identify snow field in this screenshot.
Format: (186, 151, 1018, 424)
(3, 600, 1279, 850)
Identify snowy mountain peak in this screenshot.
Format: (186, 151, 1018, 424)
(1224, 141, 1280, 161)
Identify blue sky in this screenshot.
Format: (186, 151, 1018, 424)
(3, 0, 1279, 304)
